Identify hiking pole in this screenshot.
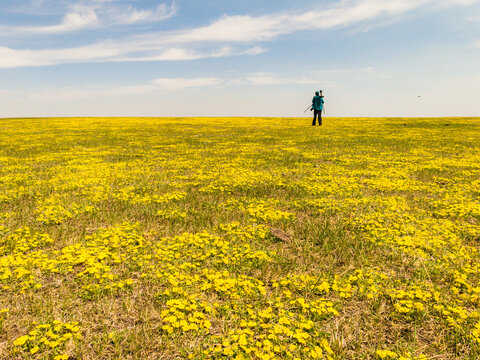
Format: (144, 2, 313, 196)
(304, 105, 312, 113)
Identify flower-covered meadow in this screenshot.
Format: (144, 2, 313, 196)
(0, 117, 479, 359)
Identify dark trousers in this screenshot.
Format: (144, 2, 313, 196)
(312, 109, 322, 126)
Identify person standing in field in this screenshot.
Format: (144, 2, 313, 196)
(311, 90, 325, 126)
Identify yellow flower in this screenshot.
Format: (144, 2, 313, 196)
(54, 355, 69, 360)
(310, 346, 323, 359)
(376, 349, 398, 359)
(13, 335, 29, 347)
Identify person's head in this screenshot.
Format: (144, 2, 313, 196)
(315, 91, 319, 96)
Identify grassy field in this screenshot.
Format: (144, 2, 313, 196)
(1, 117, 480, 360)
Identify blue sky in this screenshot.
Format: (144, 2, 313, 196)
(0, 0, 479, 117)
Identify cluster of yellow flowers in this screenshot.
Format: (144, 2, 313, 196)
(35, 199, 96, 225)
(13, 320, 80, 358)
(113, 187, 187, 204)
(1, 227, 53, 256)
(157, 208, 189, 219)
(160, 295, 214, 334)
(204, 301, 336, 359)
(219, 198, 295, 222)
(376, 349, 427, 360)
(0, 227, 53, 293)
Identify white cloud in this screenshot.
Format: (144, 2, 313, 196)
(114, 46, 235, 62)
(32, 4, 99, 34)
(0, 1, 176, 35)
(441, 0, 476, 5)
(21, 83, 161, 101)
(109, 3, 176, 25)
(241, 46, 268, 55)
(12, 76, 224, 101)
(312, 66, 375, 75)
(0, 43, 262, 68)
(151, 77, 222, 90)
(0, 89, 14, 97)
(162, 0, 434, 44)
(0, 41, 266, 68)
(246, 73, 317, 86)
(0, 4, 98, 35)
(0, 43, 122, 68)
(243, 72, 342, 89)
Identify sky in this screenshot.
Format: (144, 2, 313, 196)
(0, 0, 479, 118)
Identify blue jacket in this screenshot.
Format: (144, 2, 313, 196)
(312, 95, 324, 111)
